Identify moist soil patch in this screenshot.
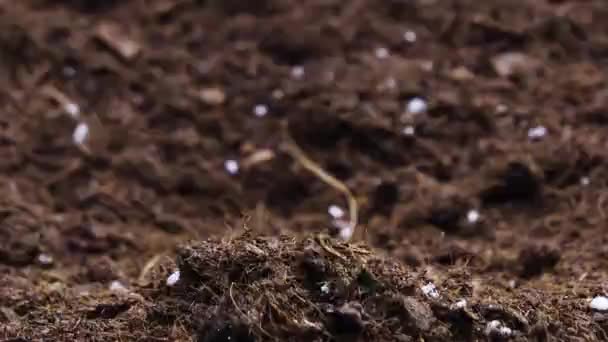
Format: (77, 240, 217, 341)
(2, 0, 608, 341)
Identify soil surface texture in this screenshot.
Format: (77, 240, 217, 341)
(1, 0, 608, 341)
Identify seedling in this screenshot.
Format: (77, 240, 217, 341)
(280, 124, 359, 241)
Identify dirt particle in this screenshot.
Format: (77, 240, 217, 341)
(428, 201, 467, 234)
(518, 244, 561, 278)
(199, 88, 226, 106)
(94, 21, 141, 61)
(448, 66, 475, 81)
(433, 244, 475, 266)
(371, 182, 399, 217)
(389, 296, 436, 333)
(491, 52, 541, 78)
(0, 306, 19, 323)
(198, 321, 256, 342)
(327, 302, 364, 336)
(86, 301, 132, 319)
(481, 162, 541, 205)
(62, 0, 122, 12)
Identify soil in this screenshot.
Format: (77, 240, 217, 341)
(1, 0, 608, 341)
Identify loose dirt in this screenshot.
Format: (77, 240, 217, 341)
(1, 0, 608, 341)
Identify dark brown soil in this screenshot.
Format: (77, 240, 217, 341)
(1, 0, 608, 341)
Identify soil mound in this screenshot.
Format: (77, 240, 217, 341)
(1, 233, 605, 341)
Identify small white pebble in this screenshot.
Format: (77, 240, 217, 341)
(375, 47, 390, 59)
(338, 225, 354, 241)
(590, 296, 608, 311)
(224, 159, 239, 175)
(291, 66, 305, 79)
(301, 318, 322, 330)
(272, 89, 284, 100)
(403, 30, 417, 43)
(580, 177, 590, 186)
(253, 104, 268, 117)
(72, 122, 89, 146)
(64, 103, 80, 118)
(528, 125, 547, 140)
(495, 104, 508, 113)
(109, 280, 128, 293)
(406, 97, 428, 114)
(402, 125, 416, 136)
(37, 253, 54, 266)
(333, 220, 354, 241)
(324, 70, 336, 83)
(454, 299, 467, 309)
(500, 326, 513, 336)
(485, 320, 512, 337)
(320, 282, 330, 294)
(467, 209, 480, 224)
(328, 205, 345, 219)
(63, 66, 77, 78)
(384, 77, 397, 90)
(166, 270, 181, 287)
(421, 61, 434, 72)
(421, 282, 440, 299)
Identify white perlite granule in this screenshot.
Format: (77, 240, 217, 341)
(328, 205, 345, 219)
(406, 97, 428, 114)
(224, 159, 240, 175)
(485, 320, 512, 337)
(166, 270, 181, 286)
(253, 104, 268, 117)
(590, 296, 608, 311)
(72, 122, 89, 146)
(421, 282, 440, 298)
